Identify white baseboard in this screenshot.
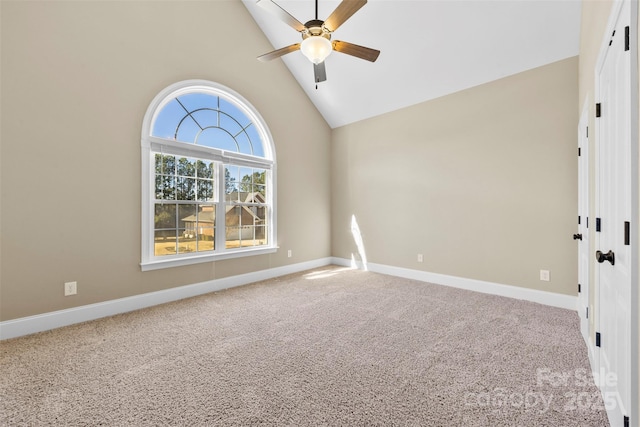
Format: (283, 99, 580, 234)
(1, 257, 578, 340)
(331, 257, 577, 311)
(0, 258, 333, 340)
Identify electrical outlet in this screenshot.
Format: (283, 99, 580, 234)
(287, 250, 292, 258)
(64, 281, 77, 296)
(539, 270, 550, 282)
(417, 254, 423, 262)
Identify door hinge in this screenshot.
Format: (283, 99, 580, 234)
(586, 217, 589, 228)
(624, 415, 629, 427)
(578, 147, 581, 156)
(596, 218, 601, 232)
(586, 126, 588, 137)
(624, 221, 630, 245)
(586, 306, 589, 319)
(578, 215, 581, 225)
(625, 26, 630, 51)
(596, 332, 601, 347)
(578, 283, 581, 293)
(596, 103, 601, 117)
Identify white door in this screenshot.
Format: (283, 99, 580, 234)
(577, 105, 590, 345)
(595, 0, 631, 424)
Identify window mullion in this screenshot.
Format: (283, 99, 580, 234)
(215, 163, 226, 253)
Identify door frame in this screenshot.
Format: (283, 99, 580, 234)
(577, 101, 590, 348)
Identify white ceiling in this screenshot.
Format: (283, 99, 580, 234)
(242, 0, 582, 128)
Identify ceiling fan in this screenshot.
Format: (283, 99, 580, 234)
(256, 0, 380, 85)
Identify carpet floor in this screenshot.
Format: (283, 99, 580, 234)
(0, 266, 609, 426)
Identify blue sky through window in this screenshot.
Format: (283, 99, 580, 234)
(151, 92, 265, 157)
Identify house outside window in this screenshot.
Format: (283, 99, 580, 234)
(140, 80, 276, 271)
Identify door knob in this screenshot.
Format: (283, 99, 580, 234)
(573, 234, 583, 240)
(596, 250, 615, 266)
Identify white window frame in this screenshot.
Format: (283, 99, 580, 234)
(140, 80, 277, 271)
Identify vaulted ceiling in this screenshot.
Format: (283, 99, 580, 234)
(242, 0, 582, 128)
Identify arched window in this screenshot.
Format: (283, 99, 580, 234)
(140, 80, 276, 270)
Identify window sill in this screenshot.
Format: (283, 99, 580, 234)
(140, 246, 278, 271)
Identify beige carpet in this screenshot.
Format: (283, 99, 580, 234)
(0, 266, 609, 426)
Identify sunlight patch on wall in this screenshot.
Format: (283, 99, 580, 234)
(350, 215, 368, 271)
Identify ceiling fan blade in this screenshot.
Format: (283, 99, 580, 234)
(314, 62, 327, 83)
(323, 0, 367, 32)
(332, 40, 380, 62)
(256, 0, 306, 32)
(257, 43, 301, 61)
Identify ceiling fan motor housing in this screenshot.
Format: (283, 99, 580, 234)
(302, 20, 331, 40)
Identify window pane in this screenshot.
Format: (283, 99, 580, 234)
(245, 124, 265, 157)
(225, 184, 239, 202)
(225, 166, 239, 201)
(234, 226, 267, 248)
(175, 117, 200, 143)
(197, 127, 237, 151)
(191, 109, 218, 130)
(178, 204, 197, 229)
(226, 227, 240, 249)
(234, 131, 253, 156)
(176, 177, 196, 201)
(220, 113, 243, 139)
(237, 167, 251, 194)
(155, 175, 163, 199)
(161, 155, 176, 174)
(152, 99, 183, 140)
(197, 179, 214, 202)
(176, 157, 196, 177)
(154, 203, 177, 256)
(178, 93, 217, 112)
(158, 175, 175, 200)
(154, 229, 177, 256)
(155, 154, 163, 174)
(238, 168, 266, 196)
(220, 98, 251, 127)
(225, 205, 242, 249)
(195, 205, 215, 252)
(255, 226, 267, 245)
(196, 159, 213, 179)
(225, 165, 239, 182)
(197, 204, 215, 229)
(257, 206, 268, 226)
(177, 204, 198, 254)
(177, 230, 196, 254)
(196, 160, 215, 202)
(155, 204, 177, 229)
(197, 229, 215, 252)
(156, 154, 177, 200)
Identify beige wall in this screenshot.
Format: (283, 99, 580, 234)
(332, 57, 579, 295)
(0, 0, 332, 321)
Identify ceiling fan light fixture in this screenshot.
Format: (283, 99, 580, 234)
(300, 36, 332, 64)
